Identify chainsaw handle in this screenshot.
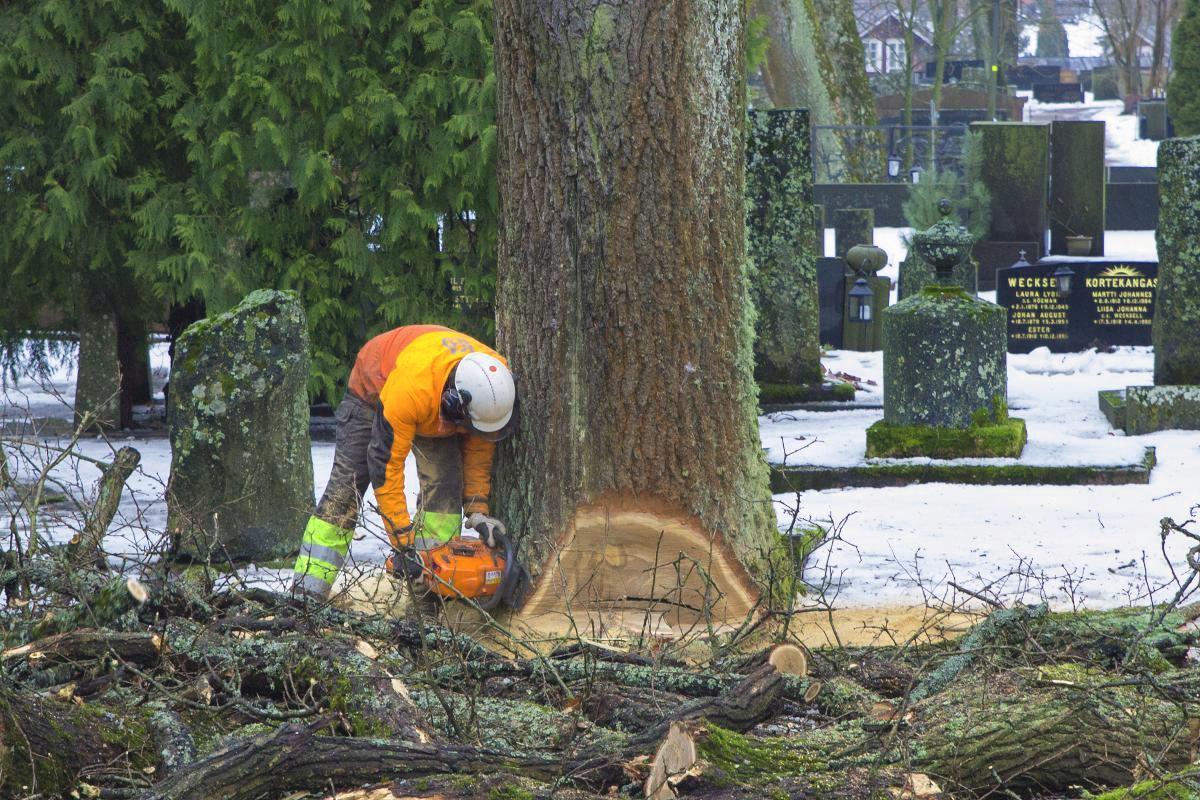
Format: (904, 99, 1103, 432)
(477, 528, 515, 611)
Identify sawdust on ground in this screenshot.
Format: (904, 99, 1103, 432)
(332, 566, 980, 652)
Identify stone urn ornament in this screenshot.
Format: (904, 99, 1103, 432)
(911, 199, 974, 283)
(866, 199, 1025, 459)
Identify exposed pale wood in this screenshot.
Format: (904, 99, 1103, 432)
(521, 507, 759, 634)
(644, 721, 699, 800)
(2, 628, 161, 666)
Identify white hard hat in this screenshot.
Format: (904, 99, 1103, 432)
(455, 352, 516, 434)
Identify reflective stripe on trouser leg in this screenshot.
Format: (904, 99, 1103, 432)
(411, 436, 464, 551)
(293, 516, 353, 596)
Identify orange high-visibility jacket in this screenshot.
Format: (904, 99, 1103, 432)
(350, 325, 506, 533)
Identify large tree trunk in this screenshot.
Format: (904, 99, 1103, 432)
(493, 0, 777, 631)
(75, 292, 122, 432)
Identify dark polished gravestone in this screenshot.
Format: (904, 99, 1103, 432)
(996, 259, 1158, 353)
(817, 257, 847, 346)
(1033, 83, 1085, 103)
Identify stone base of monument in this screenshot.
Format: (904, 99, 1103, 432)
(1099, 386, 1200, 434)
(770, 446, 1157, 491)
(865, 418, 1027, 459)
(759, 380, 855, 405)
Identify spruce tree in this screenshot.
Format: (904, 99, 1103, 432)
(1169, 0, 1200, 136)
(150, 0, 497, 400)
(0, 0, 187, 421)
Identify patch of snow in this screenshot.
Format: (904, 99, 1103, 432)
(773, 346, 1200, 611)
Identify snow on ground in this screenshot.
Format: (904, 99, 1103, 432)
(6, 266, 1194, 613)
(774, 346, 1200, 612)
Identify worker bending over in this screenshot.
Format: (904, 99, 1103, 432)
(293, 325, 517, 598)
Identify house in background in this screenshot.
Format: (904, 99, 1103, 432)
(859, 11, 933, 76)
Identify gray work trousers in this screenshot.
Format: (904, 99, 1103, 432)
(314, 393, 465, 549)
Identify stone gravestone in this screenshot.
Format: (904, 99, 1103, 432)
(816, 257, 847, 346)
(833, 208, 873, 260)
(971, 121, 1050, 290)
(1101, 137, 1200, 434)
(167, 289, 314, 562)
(997, 257, 1157, 353)
(1139, 100, 1170, 141)
(869, 201, 1024, 458)
(814, 204, 826, 257)
(746, 108, 821, 387)
(1049, 121, 1106, 257)
(1033, 83, 1084, 103)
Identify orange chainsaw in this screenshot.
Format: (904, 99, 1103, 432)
(416, 527, 529, 610)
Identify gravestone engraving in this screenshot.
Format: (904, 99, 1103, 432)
(996, 259, 1158, 353)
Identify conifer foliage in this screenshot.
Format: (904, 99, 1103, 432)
(0, 0, 184, 357)
(0, 0, 497, 399)
(1169, 0, 1200, 136)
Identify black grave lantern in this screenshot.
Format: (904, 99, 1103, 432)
(1053, 263, 1076, 297)
(849, 278, 874, 323)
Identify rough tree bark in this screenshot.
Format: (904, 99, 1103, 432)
(493, 0, 777, 628)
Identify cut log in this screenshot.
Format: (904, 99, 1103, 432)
(0, 681, 160, 795)
(2, 628, 162, 667)
(68, 445, 140, 567)
(907, 603, 1047, 704)
(644, 721, 699, 800)
(136, 719, 561, 800)
(165, 622, 438, 742)
(434, 653, 882, 721)
(519, 507, 760, 634)
(732, 643, 809, 677)
(635, 663, 786, 742)
(915, 674, 1195, 792)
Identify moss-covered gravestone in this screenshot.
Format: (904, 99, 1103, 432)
(1104, 137, 1200, 433)
(972, 122, 1050, 244)
(167, 290, 314, 562)
(869, 201, 1025, 458)
(746, 108, 821, 388)
(833, 208, 873, 259)
(1049, 121, 1105, 256)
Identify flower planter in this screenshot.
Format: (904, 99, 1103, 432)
(1065, 235, 1093, 257)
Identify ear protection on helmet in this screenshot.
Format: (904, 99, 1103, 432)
(440, 386, 472, 422)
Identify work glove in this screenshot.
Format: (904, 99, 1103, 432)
(466, 512, 506, 548)
(389, 547, 425, 581)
